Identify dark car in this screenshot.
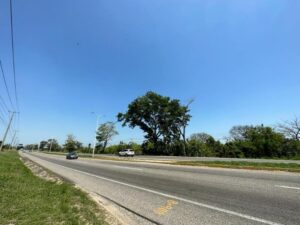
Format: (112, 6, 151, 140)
(17, 144, 24, 150)
(66, 151, 78, 160)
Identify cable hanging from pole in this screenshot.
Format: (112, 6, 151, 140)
(9, 0, 19, 112)
(0, 60, 15, 111)
(0, 96, 9, 115)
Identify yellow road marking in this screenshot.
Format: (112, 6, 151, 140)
(154, 199, 178, 216)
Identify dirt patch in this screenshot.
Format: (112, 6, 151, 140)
(21, 157, 63, 184)
(88, 191, 131, 225)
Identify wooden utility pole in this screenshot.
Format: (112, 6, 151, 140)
(0, 112, 15, 151)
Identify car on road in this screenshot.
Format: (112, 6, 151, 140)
(66, 151, 78, 160)
(118, 149, 135, 157)
(17, 144, 24, 150)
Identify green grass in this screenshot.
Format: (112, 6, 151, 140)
(173, 161, 300, 172)
(0, 151, 107, 225)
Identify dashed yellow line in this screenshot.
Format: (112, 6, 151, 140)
(154, 199, 178, 216)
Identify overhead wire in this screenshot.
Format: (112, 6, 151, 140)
(0, 98, 9, 117)
(7, 0, 20, 144)
(9, 0, 19, 112)
(0, 60, 15, 110)
(0, 0, 22, 145)
(0, 106, 7, 122)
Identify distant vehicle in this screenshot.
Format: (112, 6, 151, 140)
(118, 149, 135, 157)
(17, 144, 24, 150)
(66, 151, 78, 160)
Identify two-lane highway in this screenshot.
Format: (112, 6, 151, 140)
(22, 152, 300, 225)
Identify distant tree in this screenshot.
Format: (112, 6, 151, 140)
(233, 126, 285, 158)
(277, 117, 300, 141)
(47, 139, 61, 151)
(117, 91, 191, 154)
(189, 133, 213, 143)
(282, 140, 300, 158)
(39, 141, 48, 150)
(229, 125, 253, 141)
(96, 122, 118, 153)
(25, 144, 39, 150)
(63, 134, 82, 152)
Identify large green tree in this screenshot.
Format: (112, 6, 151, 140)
(47, 139, 61, 151)
(117, 91, 191, 154)
(229, 125, 253, 141)
(96, 122, 118, 153)
(231, 125, 285, 158)
(39, 141, 48, 150)
(63, 134, 82, 152)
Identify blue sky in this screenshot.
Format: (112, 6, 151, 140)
(0, 0, 299, 145)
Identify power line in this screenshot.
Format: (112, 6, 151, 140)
(0, 106, 8, 123)
(0, 116, 6, 127)
(0, 96, 9, 126)
(8, 0, 20, 142)
(0, 96, 9, 114)
(0, 60, 15, 110)
(9, 0, 19, 112)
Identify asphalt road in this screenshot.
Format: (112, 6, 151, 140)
(23, 152, 300, 225)
(93, 154, 300, 164)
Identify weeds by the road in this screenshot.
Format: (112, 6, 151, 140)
(173, 161, 300, 172)
(0, 151, 107, 225)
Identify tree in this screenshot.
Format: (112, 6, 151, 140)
(63, 134, 82, 152)
(282, 140, 300, 158)
(117, 91, 191, 154)
(39, 141, 48, 150)
(25, 144, 39, 150)
(277, 117, 300, 141)
(233, 125, 285, 158)
(229, 125, 253, 141)
(96, 122, 118, 153)
(47, 139, 61, 151)
(190, 133, 213, 143)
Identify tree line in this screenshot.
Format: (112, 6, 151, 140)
(31, 91, 300, 159)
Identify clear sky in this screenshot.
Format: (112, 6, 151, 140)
(0, 0, 299, 146)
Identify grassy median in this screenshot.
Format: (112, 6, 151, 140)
(0, 151, 107, 225)
(173, 161, 300, 172)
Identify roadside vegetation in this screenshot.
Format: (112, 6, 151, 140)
(173, 161, 300, 172)
(0, 151, 107, 225)
(24, 92, 300, 160)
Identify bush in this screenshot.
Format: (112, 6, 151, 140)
(105, 142, 143, 155)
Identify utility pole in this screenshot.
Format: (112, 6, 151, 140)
(0, 111, 15, 151)
(91, 112, 105, 158)
(182, 99, 194, 156)
(49, 139, 53, 152)
(92, 115, 100, 158)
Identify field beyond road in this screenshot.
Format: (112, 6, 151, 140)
(0, 151, 107, 225)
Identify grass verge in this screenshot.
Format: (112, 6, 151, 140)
(173, 161, 300, 172)
(0, 151, 107, 225)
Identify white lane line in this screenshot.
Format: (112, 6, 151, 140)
(275, 185, 300, 190)
(113, 165, 143, 171)
(50, 163, 282, 225)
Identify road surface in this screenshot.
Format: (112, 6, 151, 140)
(47, 152, 300, 164)
(22, 152, 300, 225)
